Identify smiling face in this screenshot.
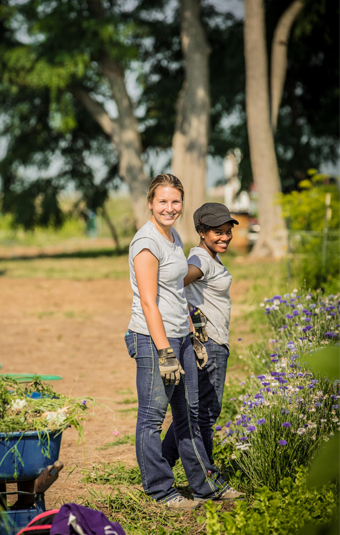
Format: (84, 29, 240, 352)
(200, 222, 233, 257)
(149, 185, 183, 229)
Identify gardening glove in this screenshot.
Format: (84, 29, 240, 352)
(191, 308, 209, 343)
(190, 333, 208, 370)
(158, 347, 185, 386)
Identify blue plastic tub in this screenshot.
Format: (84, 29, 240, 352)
(0, 506, 39, 535)
(0, 431, 62, 482)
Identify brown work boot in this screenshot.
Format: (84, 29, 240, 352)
(164, 495, 202, 510)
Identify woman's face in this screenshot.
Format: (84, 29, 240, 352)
(149, 186, 183, 228)
(201, 222, 233, 256)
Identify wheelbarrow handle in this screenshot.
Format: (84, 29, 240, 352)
(34, 460, 64, 495)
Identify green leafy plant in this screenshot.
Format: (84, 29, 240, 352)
(200, 467, 338, 534)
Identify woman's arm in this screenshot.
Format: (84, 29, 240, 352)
(134, 249, 169, 350)
(185, 265, 203, 332)
(184, 264, 203, 287)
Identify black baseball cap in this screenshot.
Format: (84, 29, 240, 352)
(193, 203, 239, 229)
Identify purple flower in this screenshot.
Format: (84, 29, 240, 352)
(307, 384, 315, 389)
(225, 422, 232, 427)
(293, 310, 299, 316)
(262, 382, 270, 386)
(299, 337, 307, 341)
(286, 314, 293, 319)
(278, 440, 287, 446)
(333, 405, 339, 410)
(273, 295, 281, 300)
(82, 400, 87, 406)
(291, 355, 299, 360)
(314, 403, 322, 407)
(257, 375, 266, 380)
(282, 422, 291, 428)
(246, 425, 256, 432)
(297, 386, 305, 390)
(237, 338, 242, 341)
(257, 418, 266, 425)
(270, 354, 278, 358)
(311, 380, 318, 384)
(235, 419, 242, 425)
(271, 358, 279, 363)
(325, 332, 338, 338)
(287, 342, 295, 349)
(331, 395, 337, 400)
(215, 425, 222, 431)
(240, 437, 248, 442)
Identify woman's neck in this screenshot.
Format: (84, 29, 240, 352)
(199, 240, 217, 259)
(150, 216, 173, 242)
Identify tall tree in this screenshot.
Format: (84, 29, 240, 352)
(1, 0, 150, 228)
(244, 0, 287, 257)
(270, 0, 303, 131)
(171, 0, 211, 242)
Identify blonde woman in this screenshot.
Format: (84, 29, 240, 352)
(124, 176, 240, 509)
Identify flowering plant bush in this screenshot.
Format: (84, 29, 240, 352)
(214, 289, 339, 491)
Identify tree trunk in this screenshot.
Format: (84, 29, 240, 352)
(71, 81, 148, 229)
(172, 0, 211, 243)
(100, 59, 150, 229)
(244, 0, 287, 258)
(271, 1, 303, 131)
(100, 205, 120, 250)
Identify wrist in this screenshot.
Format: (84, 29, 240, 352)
(157, 347, 173, 358)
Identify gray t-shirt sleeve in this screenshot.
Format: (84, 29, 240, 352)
(188, 253, 210, 278)
(130, 237, 161, 262)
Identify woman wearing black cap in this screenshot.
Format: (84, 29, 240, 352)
(162, 202, 239, 468)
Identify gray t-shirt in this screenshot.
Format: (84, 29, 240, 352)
(185, 246, 232, 346)
(128, 220, 189, 338)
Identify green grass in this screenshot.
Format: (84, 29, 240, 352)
(0, 254, 130, 280)
(117, 398, 138, 405)
(80, 487, 205, 535)
(97, 433, 136, 450)
(81, 460, 234, 534)
(0, 196, 136, 247)
(118, 407, 138, 415)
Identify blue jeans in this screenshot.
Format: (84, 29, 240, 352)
(162, 338, 229, 467)
(124, 331, 224, 501)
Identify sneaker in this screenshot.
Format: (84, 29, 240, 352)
(164, 495, 202, 510)
(216, 486, 245, 501)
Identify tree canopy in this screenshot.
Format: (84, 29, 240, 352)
(0, 0, 338, 231)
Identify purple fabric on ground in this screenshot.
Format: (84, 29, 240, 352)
(50, 503, 126, 535)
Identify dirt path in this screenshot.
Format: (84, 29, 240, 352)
(0, 277, 250, 508)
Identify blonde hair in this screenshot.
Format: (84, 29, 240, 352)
(147, 174, 184, 204)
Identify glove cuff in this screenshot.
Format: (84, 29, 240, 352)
(157, 347, 173, 359)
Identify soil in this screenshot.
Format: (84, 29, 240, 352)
(0, 275, 250, 509)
